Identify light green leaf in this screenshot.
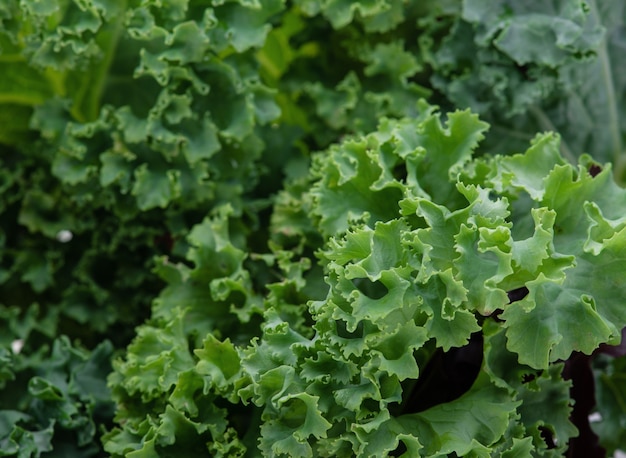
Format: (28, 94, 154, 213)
(195, 335, 241, 391)
(419, 273, 481, 351)
(515, 364, 578, 454)
(362, 41, 421, 83)
(395, 373, 519, 456)
(503, 275, 613, 369)
(259, 392, 332, 457)
(99, 149, 135, 190)
(406, 109, 489, 206)
(131, 163, 181, 210)
(310, 136, 404, 236)
(491, 133, 566, 200)
(211, 0, 285, 53)
(307, 0, 395, 29)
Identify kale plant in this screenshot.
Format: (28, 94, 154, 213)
(1, 0, 625, 456)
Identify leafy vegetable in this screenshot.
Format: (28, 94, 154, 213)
(0, 337, 114, 457)
(2, 0, 626, 456)
(105, 106, 626, 455)
(424, 0, 626, 176)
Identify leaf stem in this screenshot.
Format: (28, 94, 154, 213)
(528, 105, 577, 164)
(70, 0, 128, 122)
(588, 0, 623, 165)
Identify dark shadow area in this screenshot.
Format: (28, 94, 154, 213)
(561, 327, 626, 458)
(352, 278, 388, 300)
(394, 332, 484, 414)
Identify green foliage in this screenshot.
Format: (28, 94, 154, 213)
(424, 0, 626, 175)
(105, 107, 626, 455)
(1, 0, 626, 456)
(592, 353, 626, 455)
(0, 337, 114, 457)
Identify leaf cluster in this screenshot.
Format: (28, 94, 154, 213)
(1, 0, 625, 456)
